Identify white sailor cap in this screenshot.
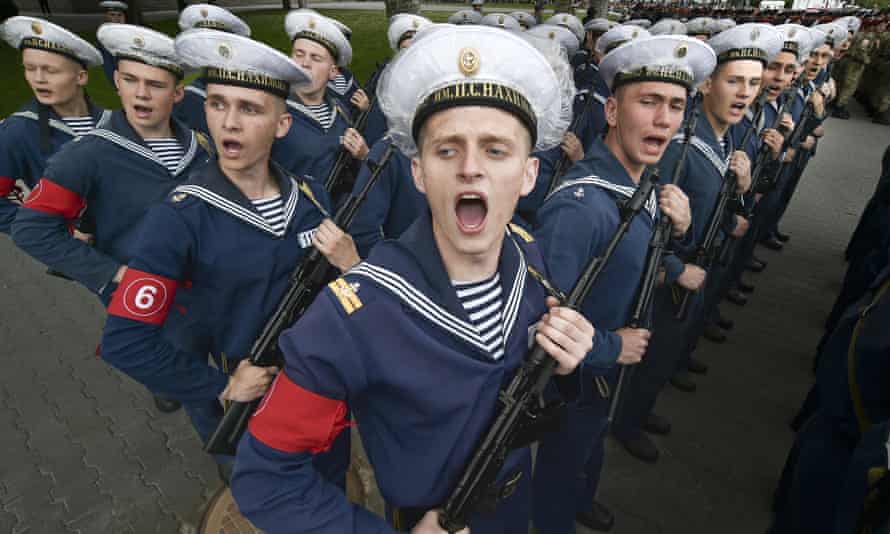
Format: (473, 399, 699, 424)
(584, 18, 614, 34)
(599, 35, 716, 92)
(0, 16, 102, 68)
(480, 13, 520, 31)
(625, 18, 652, 29)
(595, 24, 650, 56)
(175, 29, 311, 99)
(178, 4, 251, 36)
(686, 17, 716, 36)
(835, 16, 861, 35)
(650, 18, 687, 36)
(527, 24, 580, 56)
(775, 24, 813, 62)
(285, 8, 352, 39)
(388, 13, 431, 51)
(412, 23, 455, 43)
(708, 23, 783, 65)
(715, 18, 737, 33)
(545, 13, 584, 41)
(98, 23, 184, 77)
(377, 25, 574, 156)
(284, 11, 352, 67)
(510, 12, 538, 29)
(99, 1, 127, 12)
(448, 9, 482, 25)
(471, 0, 484, 6)
(810, 22, 848, 51)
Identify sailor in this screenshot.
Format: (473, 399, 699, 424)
(11, 23, 207, 415)
(172, 3, 251, 136)
(471, 0, 483, 14)
(447, 9, 482, 26)
(0, 16, 108, 233)
(686, 17, 716, 41)
(97, 0, 127, 82)
(612, 23, 780, 462)
(511, 11, 537, 30)
(480, 13, 520, 31)
(533, 34, 707, 534)
(98, 29, 357, 482)
(275, 10, 369, 203)
(649, 18, 687, 37)
(232, 25, 593, 534)
(545, 12, 585, 45)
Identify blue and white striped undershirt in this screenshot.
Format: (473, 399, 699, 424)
(144, 137, 185, 173)
(304, 102, 334, 129)
(61, 116, 95, 137)
(453, 272, 505, 360)
(252, 194, 286, 234)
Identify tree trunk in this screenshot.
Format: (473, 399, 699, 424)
(297, 0, 307, 8)
(587, 0, 608, 18)
(126, 0, 142, 25)
(384, 0, 419, 19)
(283, 0, 293, 11)
(553, 0, 573, 14)
(534, 0, 545, 23)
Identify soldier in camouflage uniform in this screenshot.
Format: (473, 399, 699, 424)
(868, 31, 890, 125)
(833, 32, 873, 119)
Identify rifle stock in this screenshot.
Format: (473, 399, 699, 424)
(204, 144, 396, 456)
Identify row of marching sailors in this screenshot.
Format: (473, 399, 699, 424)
(0, 5, 871, 534)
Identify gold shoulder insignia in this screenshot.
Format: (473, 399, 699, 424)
(328, 278, 363, 314)
(508, 223, 535, 243)
(298, 180, 329, 215)
(195, 132, 214, 155)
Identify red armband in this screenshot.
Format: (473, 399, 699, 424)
(0, 177, 14, 198)
(23, 178, 86, 220)
(107, 268, 178, 325)
(249, 373, 352, 454)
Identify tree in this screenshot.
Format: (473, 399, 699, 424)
(553, 0, 574, 14)
(126, 0, 143, 25)
(588, 0, 608, 18)
(384, 0, 419, 19)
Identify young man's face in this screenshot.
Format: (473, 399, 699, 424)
(105, 9, 126, 23)
(22, 49, 87, 108)
(205, 84, 292, 174)
(702, 59, 763, 129)
(412, 106, 537, 259)
(606, 81, 687, 168)
(807, 44, 832, 80)
(291, 38, 336, 98)
(114, 59, 183, 134)
(762, 51, 798, 101)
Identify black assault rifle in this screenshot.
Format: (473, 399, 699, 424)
(608, 99, 702, 425)
(437, 167, 658, 533)
(545, 90, 600, 196)
(204, 143, 396, 456)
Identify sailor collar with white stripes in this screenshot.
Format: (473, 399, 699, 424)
(11, 98, 112, 138)
(171, 161, 328, 238)
(546, 137, 658, 219)
(84, 110, 200, 176)
(346, 211, 534, 359)
(285, 94, 349, 130)
(671, 109, 733, 175)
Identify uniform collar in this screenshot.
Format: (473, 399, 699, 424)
(15, 98, 111, 136)
(106, 109, 193, 148)
(286, 93, 351, 129)
(696, 100, 733, 158)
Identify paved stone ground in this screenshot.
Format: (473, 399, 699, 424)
(0, 104, 886, 533)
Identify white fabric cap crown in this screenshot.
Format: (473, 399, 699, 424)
(284, 11, 352, 67)
(527, 24, 579, 56)
(175, 29, 311, 98)
(1, 16, 102, 67)
(510, 12, 537, 29)
(595, 24, 650, 56)
(377, 25, 573, 156)
(708, 23, 783, 65)
(99, 1, 128, 11)
(480, 13, 520, 31)
(178, 4, 250, 36)
(599, 35, 716, 92)
(835, 16, 861, 35)
(625, 19, 652, 29)
(715, 18, 737, 33)
(448, 10, 482, 25)
(98, 23, 183, 77)
(284, 7, 352, 40)
(686, 17, 715, 36)
(775, 24, 813, 62)
(584, 18, 614, 34)
(650, 18, 687, 36)
(810, 22, 848, 51)
(545, 13, 584, 41)
(388, 14, 431, 51)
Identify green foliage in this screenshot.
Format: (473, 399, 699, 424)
(0, 8, 459, 118)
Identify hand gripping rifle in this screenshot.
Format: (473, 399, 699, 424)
(437, 167, 658, 533)
(204, 143, 396, 456)
(674, 98, 759, 320)
(323, 65, 386, 195)
(545, 91, 599, 196)
(748, 88, 794, 197)
(607, 100, 702, 427)
(760, 78, 816, 193)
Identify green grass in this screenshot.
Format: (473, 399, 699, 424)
(1, 8, 460, 118)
